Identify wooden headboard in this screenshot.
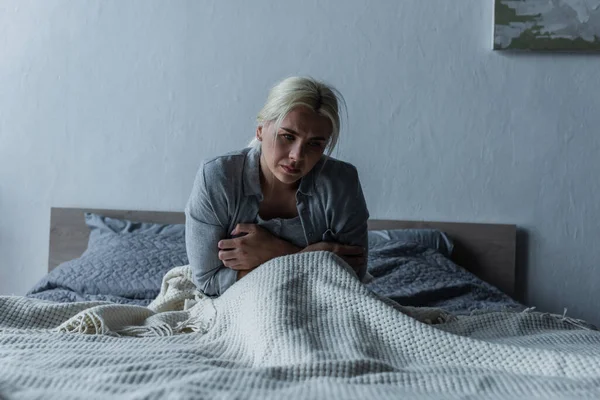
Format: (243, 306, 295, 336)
(49, 207, 517, 297)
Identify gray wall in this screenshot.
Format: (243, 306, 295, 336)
(1, 1, 599, 325)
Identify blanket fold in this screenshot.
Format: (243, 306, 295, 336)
(54, 265, 216, 337)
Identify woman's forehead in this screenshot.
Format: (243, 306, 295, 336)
(279, 107, 332, 137)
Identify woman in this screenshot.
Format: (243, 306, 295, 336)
(185, 76, 370, 296)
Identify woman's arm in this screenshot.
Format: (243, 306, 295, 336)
(327, 164, 370, 281)
(218, 222, 367, 280)
(185, 210, 237, 296)
(219, 226, 365, 280)
(185, 163, 237, 296)
(216, 223, 302, 279)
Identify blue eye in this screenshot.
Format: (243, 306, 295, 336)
(281, 134, 294, 141)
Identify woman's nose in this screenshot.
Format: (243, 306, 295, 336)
(290, 143, 304, 161)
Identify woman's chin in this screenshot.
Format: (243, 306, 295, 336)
(275, 173, 301, 186)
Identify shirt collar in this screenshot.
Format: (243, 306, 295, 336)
(298, 158, 323, 196)
(243, 146, 321, 198)
(243, 146, 263, 199)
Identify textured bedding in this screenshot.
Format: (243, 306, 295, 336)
(2, 252, 600, 399)
(366, 241, 523, 314)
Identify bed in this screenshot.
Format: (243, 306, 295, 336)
(2, 207, 600, 399)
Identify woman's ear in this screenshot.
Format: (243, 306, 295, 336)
(256, 125, 263, 142)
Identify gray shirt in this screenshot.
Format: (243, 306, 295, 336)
(255, 214, 307, 249)
(185, 146, 369, 296)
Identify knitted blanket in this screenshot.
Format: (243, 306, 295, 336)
(1, 251, 600, 399)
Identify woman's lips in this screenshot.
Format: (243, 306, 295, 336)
(281, 165, 300, 174)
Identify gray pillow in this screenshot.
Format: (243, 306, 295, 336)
(366, 240, 522, 314)
(27, 213, 187, 302)
(368, 229, 454, 257)
(85, 212, 185, 240)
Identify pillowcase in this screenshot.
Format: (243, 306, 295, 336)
(368, 228, 454, 257)
(27, 213, 188, 303)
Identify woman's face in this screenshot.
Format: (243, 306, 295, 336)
(257, 106, 332, 189)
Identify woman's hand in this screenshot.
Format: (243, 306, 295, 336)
(217, 224, 300, 274)
(301, 242, 366, 275)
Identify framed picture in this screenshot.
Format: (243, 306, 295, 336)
(494, 0, 600, 51)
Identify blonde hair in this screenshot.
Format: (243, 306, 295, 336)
(248, 76, 346, 156)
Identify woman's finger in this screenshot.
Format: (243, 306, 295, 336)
(218, 239, 236, 250)
(222, 259, 236, 268)
(218, 249, 237, 261)
(232, 223, 256, 236)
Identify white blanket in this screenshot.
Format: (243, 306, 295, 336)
(1, 251, 600, 399)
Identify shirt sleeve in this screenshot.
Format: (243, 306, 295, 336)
(331, 164, 370, 282)
(185, 162, 237, 296)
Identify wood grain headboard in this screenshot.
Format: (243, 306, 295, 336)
(49, 207, 517, 297)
